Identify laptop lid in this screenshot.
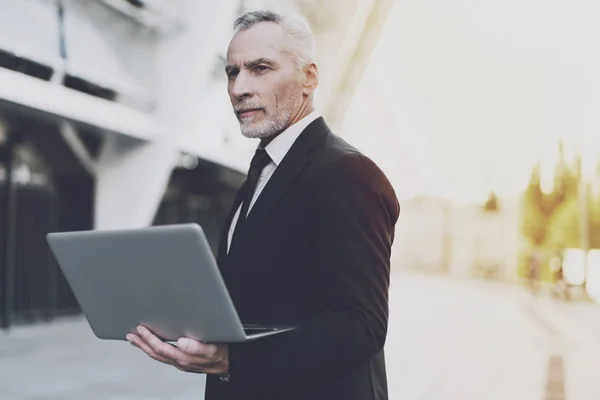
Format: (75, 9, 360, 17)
(46, 224, 249, 342)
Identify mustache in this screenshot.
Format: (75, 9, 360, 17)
(235, 104, 266, 113)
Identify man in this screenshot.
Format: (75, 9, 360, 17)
(127, 9, 400, 400)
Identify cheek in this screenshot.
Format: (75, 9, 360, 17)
(261, 87, 278, 110)
(261, 72, 301, 110)
(276, 78, 301, 104)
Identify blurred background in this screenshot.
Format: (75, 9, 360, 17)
(1, 0, 599, 399)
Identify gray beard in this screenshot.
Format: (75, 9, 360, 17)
(239, 92, 304, 139)
(239, 108, 292, 139)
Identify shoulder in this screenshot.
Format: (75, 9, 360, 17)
(310, 133, 391, 189)
(307, 133, 398, 212)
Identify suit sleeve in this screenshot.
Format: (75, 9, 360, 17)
(226, 153, 400, 392)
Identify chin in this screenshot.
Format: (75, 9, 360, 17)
(240, 131, 274, 140)
(240, 123, 277, 139)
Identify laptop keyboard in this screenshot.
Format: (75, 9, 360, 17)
(243, 326, 278, 333)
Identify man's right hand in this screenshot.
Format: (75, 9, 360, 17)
(127, 326, 229, 375)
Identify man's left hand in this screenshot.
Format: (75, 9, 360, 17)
(127, 326, 229, 374)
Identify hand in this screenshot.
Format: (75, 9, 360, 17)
(127, 326, 229, 375)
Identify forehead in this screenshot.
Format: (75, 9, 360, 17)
(227, 22, 290, 64)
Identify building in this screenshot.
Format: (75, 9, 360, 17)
(0, 0, 393, 328)
(393, 196, 522, 282)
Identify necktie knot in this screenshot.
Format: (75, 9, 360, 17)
(250, 148, 272, 171)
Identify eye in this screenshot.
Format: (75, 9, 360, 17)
(254, 65, 270, 73)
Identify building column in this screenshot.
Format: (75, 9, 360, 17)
(0, 120, 17, 329)
(94, 1, 240, 230)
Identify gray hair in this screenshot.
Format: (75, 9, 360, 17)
(233, 10, 316, 68)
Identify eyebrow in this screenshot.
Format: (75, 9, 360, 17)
(225, 58, 277, 75)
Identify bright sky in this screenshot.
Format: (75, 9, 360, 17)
(342, 0, 600, 203)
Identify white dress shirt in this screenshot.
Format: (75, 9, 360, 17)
(227, 111, 321, 253)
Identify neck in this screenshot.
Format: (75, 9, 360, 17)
(260, 100, 314, 147)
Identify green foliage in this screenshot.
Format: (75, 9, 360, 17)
(520, 194, 548, 246)
(517, 142, 599, 278)
(520, 144, 581, 242)
(592, 199, 600, 247)
(545, 193, 600, 250)
(544, 197, 581, 250)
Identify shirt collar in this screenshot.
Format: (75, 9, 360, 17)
(263, 111, 321, 166)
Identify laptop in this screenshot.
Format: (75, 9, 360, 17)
(46, 223, 296, 343)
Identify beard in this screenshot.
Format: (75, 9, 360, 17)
(236, 88, 304, 139)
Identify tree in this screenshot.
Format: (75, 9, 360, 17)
(544, 197, 580, 250)
(520, 191, 548, 246)
(545, 192, 600, 250)
(520, 143, 581, 246)
(483, 191, 500, 212)
(520, 164, 548, 246)
(518, 142, 584, 279)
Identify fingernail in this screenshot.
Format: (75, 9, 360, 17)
(137, 326, 143, 335)
(126, 335, 134, 342)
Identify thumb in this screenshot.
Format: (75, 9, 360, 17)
(177, 338, 197, 352)
(177, 338, 218, 358)
(177, 338, 209, 355)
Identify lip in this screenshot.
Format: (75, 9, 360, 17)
(237, 108, 263, 118)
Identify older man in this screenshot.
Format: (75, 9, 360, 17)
(128, 10, 400, 400)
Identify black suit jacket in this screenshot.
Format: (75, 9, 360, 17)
(205, 118, 400, 400)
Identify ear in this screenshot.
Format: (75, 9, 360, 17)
(302, 63, 319, 96)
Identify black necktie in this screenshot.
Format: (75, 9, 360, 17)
(230, 148, 272, 249)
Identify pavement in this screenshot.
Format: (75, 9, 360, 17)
(388, 273, 550, 399)
(1, 270, 600, 399)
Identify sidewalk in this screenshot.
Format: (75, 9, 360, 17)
(386, 272, 549, 399)
(2, 271, 596, 399)
(0, 317, 205, 400)
(527, 294, 600, 399)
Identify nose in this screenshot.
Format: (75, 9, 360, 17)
(230, 71, 254, 101)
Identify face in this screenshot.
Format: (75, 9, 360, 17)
(226, 23, 314, 139)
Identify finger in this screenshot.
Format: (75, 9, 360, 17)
(177, 338, 218, 359)
(128, 333, 169, 361)
(137, 326, 189, 363)
(127, 333, 173, 365)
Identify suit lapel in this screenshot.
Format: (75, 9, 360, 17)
(222, 117, 331, 265)
(241, 118, 330, 238)
(216, 181, 247, 265)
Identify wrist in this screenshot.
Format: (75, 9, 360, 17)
(218, 360, 230, 382)
(217, 346, 230, 381)
(216, 355, 229, 375)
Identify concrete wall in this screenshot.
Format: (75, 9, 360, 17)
(393, 197, 521, 281)
(393, 198, 452, 272)
(0, 0, 394, 231)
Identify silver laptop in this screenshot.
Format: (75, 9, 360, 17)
(46, 223, 295, 343)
